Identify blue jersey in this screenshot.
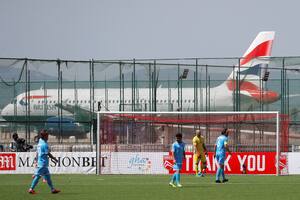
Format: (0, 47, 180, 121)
(37, 138, 49, 167)
(215, 135, 228, 156)
(172, 141, 185, 164)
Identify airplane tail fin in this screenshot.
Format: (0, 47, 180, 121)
(227, 31, 275, 81)
(240, 31, 275, 67)
(225, 31, 279, 103)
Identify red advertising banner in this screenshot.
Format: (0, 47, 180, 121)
(163, 152, 285, 175)
(0, 153, 16, 171)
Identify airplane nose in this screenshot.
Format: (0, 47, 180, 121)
(1, 104, 12, 119)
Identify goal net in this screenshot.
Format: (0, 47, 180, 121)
(96, 111, 288, 176)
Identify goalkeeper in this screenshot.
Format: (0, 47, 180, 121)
(192, 130, 207, 177)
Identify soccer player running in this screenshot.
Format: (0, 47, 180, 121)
(28, 130, 60, 194)
(169, 133, 185, 188)
(192, 130, 207, 177)
(214, 128, 231, 183)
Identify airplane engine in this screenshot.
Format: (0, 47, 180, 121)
(44, 116, 88, 139)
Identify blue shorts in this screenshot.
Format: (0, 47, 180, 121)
(173, 163, 182, 171)
(216, 154, 225, 165)
(34, 167, 50, 176)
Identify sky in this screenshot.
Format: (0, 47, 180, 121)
(0, 0, 300, 60)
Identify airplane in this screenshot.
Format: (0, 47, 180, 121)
(0, 31, 280, 139)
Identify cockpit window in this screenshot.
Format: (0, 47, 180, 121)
(10, 99, 17, 104)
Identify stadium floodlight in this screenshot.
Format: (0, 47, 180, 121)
(96, 111, 285, 176)
(179, 69, 189, 79)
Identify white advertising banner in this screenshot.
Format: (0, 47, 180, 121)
(0, 152, 169, 174)
(0, 152, 97, 174)
(109, 152, 169, 174)
(287, 152, 300, 175)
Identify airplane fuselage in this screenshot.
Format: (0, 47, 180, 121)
(1, 85, 235, 121)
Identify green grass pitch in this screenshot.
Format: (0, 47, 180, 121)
(1, 174, 300, 200)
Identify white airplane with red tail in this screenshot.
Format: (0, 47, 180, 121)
(1, 31, 279, 138)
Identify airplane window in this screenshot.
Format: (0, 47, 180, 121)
(164, 100, 167, 103)
(109, 100, 111, 103)
(116, 100, 119, 103)
(172, 100, 175, 103)
(125, 100, 127, 103)
(80, 100, 83, 103)
(49, 101, 52, 103)
(69, 101, 71, 103)
(53, 101, 56, 103)
(192, 100, 195, 103)
(128, 100, 131, 103)
(112, 100, 115, 103)
(188, 100, 191, 103)
(73, 100, 75, 103)
(84, 100, 87, 104)
(38, 101, 40, 104)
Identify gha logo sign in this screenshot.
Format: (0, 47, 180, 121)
(0, 153, 16, 170)
(127, 154, 152, 172)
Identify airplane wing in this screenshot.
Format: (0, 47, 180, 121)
(54, 101, 96, 122)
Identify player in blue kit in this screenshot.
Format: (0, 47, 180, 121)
(28, 130, 60, 194)
(169, 133, 185, 188)
(214, 128, 231, 183)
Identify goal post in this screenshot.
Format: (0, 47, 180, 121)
(96, 111, 285, 176)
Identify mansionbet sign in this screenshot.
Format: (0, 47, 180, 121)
(0, 152, 97, 174)
(164, 152, 284, 174)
